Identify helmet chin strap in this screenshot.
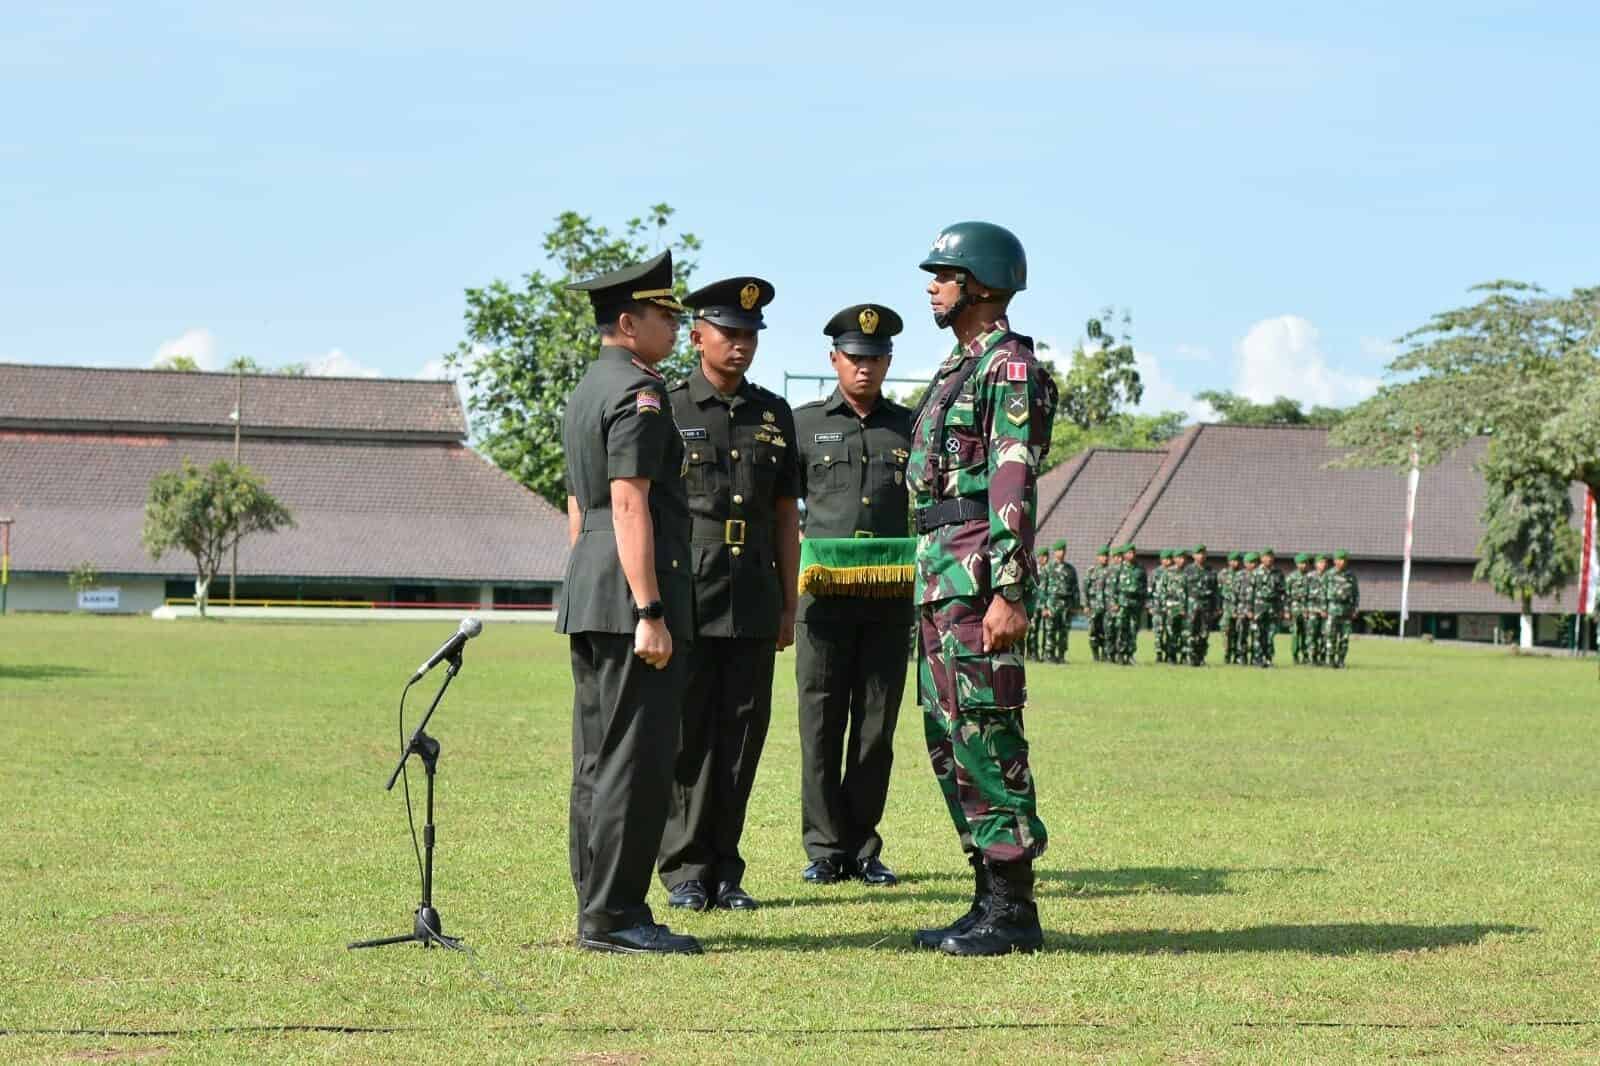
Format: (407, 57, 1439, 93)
(934, 273, 972, 330)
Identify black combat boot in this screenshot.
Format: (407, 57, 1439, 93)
(912, 853, 990, 950)
(938, 859, 1043, 956)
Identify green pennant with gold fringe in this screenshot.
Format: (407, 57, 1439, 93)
(798, 537, 917, 599)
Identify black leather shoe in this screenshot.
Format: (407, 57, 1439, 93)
(913, 855, 989, 950)
(666, 879, 710, 911)
(857, 857, 898, 886)
(716, 881, 759, 910)
(580, 922, 703, 955)
(802, 858, 846, 884)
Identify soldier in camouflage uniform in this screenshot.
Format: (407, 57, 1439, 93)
(908, 221, 1057, 956)
(1235, 553, 1259, 665)
(1252, 549, 1285, 667)
(1113, 544, 1146, 664)
(1185, 545, 1218, 666)
(1163, 549, 1190, 663)
(1026, 548, 1049, 661)
(1306, 554, 1329, 666)
(1151, 551, 1171, 663)
(1286, 553, 1311, 664)
(1219, 551, 1241, 664)
(1085, 546, 1110, 662)
(1324, 550, 1360, 667)
(1043, 539, 1078, 663)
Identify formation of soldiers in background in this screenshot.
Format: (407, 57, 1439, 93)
(1030, 545, 1361, 668)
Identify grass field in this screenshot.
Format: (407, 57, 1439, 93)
(3, 616, 1597, 1064)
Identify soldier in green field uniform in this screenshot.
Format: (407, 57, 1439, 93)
(1084, 546, 1108, 662)
(558, 252, 702, 955)
(1097, 545, 1121, 663)
(1151, 551, 1171, 663)
(658, 276, 802, 914)
(1235, 552, 1259, 665)
(1044, 539, 1078, 663)
(1026, 548, 1049, 661)
(1306, 553, 1329, 666)
(1186, 545, 1218, 666)
(1252, 549, 1285, 667)
(1324, 550, 1360, 668)
(792, 303, 914, 888)
(1286, 553, 1311, 664)
(1114, 544, 1146, 664)
(908, 221, 1058, 955)
(1219, 551, 1240, 664)
(1164, 548, 1190, 663)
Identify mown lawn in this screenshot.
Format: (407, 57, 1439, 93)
(3, 616, 1597, 1063)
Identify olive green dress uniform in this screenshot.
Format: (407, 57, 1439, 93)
(792, 304, 914, 872)
(658, 277, 803, 897)
(557, 253, 695, 941)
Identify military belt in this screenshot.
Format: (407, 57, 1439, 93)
(914, 496, 986, 534)
(692, 518, 748, 545)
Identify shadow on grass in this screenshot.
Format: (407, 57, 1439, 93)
(713, 922, 1532, 955)
(0, 663, 100, 681)
(1056, 922, 1534, 955)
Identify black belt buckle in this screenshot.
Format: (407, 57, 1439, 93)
(724, 520, 746, 545)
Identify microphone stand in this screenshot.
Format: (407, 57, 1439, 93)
(349, 652, 467, 952)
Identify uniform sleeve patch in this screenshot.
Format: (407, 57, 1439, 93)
(636, 390, 662, 414)
(813, 431, 845, 443)
(1006, 360, 1028, 382)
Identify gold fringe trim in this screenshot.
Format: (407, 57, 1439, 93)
(799, 564, 916, 599)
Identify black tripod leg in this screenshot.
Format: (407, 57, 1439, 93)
(348, 931, 422, 950)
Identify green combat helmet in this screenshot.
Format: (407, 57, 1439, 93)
(919, 221, 1028, 293)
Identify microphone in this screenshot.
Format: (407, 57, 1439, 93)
(410, 617, 482, 683)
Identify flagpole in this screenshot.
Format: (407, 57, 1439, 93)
(1399, 426, 1421, 640)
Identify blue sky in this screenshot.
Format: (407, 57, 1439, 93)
(5, 2, 1597, 418)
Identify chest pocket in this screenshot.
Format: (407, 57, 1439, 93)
(940, 399, 984, 470)
(751, 441, 785, 496)
(684, 444, 721, 499)
(810, 446, 854, 494)
(867, 448, 907, 499)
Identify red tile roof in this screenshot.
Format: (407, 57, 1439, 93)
(1035, 448, 1166, 578)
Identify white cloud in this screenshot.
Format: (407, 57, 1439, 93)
(1234, 315, 1380, 408)
(417, 358, 451, 381)
(152, 327, 220, 370)
(304, 348, 381, 378)
(1133, 349, 1215, 422)
(1359, 335, 1403, 362)
(1172, 342, 1214, 362)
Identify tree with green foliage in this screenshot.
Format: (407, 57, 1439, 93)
(1046, 309, 1143, 431)
(67, 561, 101, 606)
(154, 354, 201, 372)
(1196, 390, 1345, 427)
(1333, 281, 1600, 497)
(444, 205, 702, 507)
(142, 459, 294, 617)
(1049, 411, 1188, 464)
(1474, 448, 1581, 648)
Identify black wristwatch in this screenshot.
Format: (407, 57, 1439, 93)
(632, 599, 665, 621)
(996, 584, 1025, 603)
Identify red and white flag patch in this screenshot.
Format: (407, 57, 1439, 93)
(636, 390, 662, 414)
(1005, 360, 1028, 382)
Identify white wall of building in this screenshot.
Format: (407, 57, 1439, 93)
(2, 574, 168, 614)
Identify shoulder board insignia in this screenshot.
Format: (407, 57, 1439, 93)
(636, 390, 662, 414)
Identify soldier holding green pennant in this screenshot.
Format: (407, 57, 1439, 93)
(791, 303, 914, 888)
(908, 221, 1057, 955)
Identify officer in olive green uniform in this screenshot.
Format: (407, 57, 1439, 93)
(558, 252, 701, 955)
(793, 303, 914, 887)
(658, 276, 802, 913)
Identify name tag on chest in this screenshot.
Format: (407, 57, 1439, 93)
(813, 431, 844, 443)
(679, 427, 709, 440)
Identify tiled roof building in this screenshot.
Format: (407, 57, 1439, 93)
(0, 363, 568, 613)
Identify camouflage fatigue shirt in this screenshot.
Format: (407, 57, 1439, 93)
(907, 317, 1058, 606)
(1164, 564, 1189, 616)
(1115, 560, 1147, 611)
(1305, 571, 1327, 615)
(1285, 569, 1308, 613)
(1218, 568, 1237, 614)
(1325, 567, 1360, 620)
(1252, 565, 1285, 619)
(1186, 564, 1219, 618)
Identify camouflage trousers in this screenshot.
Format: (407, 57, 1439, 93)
(1152, 613, 1168, 662)
(1088, 610, 1107, 661)
(1230, 615, 1253, 664)
(1041, 609, 1070, 663)
(1187, 613, 1211, 665)
(1306, 614, 1328, 665)
(1163, 613, 1187, 663)
(1220, 610, 1235, 663)
(1291, 613, 1311, 664)
(917, 596, 1047, 862)
(1249, 615, 1277, 664)
(1325, 616, 1353, 667)
(1025, 614, 1041, 660)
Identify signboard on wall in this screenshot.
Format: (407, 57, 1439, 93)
(78, 587, 120, 611)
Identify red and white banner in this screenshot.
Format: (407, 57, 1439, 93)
(1400, 431, 1421, 635)
(1580, 488, 1598, 617)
